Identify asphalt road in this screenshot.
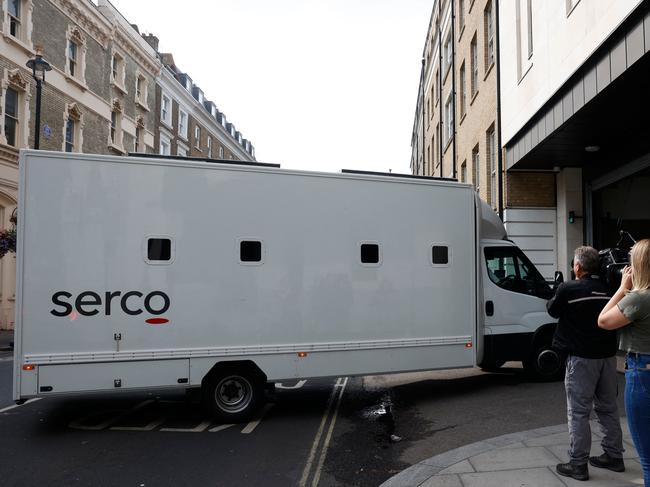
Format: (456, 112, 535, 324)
(0, 353, 627, 487)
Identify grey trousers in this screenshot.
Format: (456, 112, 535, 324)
(565, 355, 624, 464)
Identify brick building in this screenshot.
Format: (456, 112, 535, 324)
(411, 0, 501, 212)
(0, 0, 256, 329)
(411, 0, 563, 279)
(151, 50, 254, 162)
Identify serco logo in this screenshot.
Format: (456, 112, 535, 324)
(51, 290, 171, 325)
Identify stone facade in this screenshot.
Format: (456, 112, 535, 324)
(0, 0, 160, 329)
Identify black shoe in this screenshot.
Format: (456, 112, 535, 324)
(556, 462, 589, 481)
(589, 453, 625, 472)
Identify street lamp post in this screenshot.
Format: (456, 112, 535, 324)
(26, 48, 52, 150)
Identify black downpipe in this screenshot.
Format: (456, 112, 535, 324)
(495, 0, 504, 218)
(451, 0, 457, 179)
(422, 57, 426, 174)
(438, 0, 443, 177)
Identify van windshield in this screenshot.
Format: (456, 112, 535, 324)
(485, 247, 552, 299)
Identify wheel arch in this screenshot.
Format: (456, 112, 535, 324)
(200, 360, 267, 388)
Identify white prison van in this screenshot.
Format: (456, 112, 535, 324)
(14, 150, 560, 421)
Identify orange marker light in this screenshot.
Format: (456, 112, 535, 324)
(297, 352, 308, 358)
(22, 364, 35, 371)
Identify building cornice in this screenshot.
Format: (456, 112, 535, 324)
(49, 0, 112, 48)
(112, 24, 161, 78)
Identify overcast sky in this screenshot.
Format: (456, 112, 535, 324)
(109, 0, 432, 174)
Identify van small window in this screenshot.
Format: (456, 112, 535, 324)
(148, 238, 171, 261)
(432, 246, 449, 265)
(240, 240, 262, 262)
(361, 243, 380, 264)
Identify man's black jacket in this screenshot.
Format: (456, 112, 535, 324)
(547, 275, 617, 358)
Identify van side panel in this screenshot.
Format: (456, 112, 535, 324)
(16, 151, 476, 397)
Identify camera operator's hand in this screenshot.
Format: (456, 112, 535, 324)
(620, 265, 633, 291)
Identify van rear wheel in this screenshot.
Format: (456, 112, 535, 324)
(202, 367, 265, 423)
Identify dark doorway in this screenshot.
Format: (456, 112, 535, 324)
(592, 165, 650, 250)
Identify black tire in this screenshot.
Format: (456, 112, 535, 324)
(480, 359, 506, 372)
(202, 367, 265, 423)
(523, 341, 565, 381)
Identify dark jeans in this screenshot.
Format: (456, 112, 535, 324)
(626, 352, 650, 486)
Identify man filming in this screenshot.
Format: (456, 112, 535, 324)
(547, 246, 624, 481)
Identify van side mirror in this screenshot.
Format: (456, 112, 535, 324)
(554, 271, 564, 289)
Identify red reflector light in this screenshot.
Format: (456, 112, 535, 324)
(297, 352, 308, 358)
(22, 364, 35, 371)
(465, 342, 473, 348)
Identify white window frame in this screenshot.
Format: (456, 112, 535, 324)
(516, 0, 534, 80)
(443, 31, 453, 76)
(108, 100, 124, 153)
(135, 72, 149, 110)
(177, 143, 188, 157)
(458, 0, 465, 33)
(178, 109, 188, 140)
(62, 103, 83, 153)
(160, 93, 172, 127)
(207, 136, 212, 158)
(159, 132, 171, 155)
(472, 145, 480, 192)
(64, 26, 87, 86)
(484, 1, 495, 70)
(110, 51, 127, 93)
(134, 117, 145, 153)
(0, 68, 30, 149)
(470, 34, 478, 96)
(194, 125, 201, 149)
(219, 145, 224, 158)
(459, 61, 466, 117)
(4, 0, 33, 48)
(487, 127, 496, 206)
(443, 93, 453, 145)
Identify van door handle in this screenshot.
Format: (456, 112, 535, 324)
(485, 300, 494, 316)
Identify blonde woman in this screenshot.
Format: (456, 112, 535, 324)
(599, 239, 650, 486)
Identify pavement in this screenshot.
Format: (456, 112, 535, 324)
(381, 358, 642, 487)
(0, 329, 13, 351)
(380, 420, 642, 487)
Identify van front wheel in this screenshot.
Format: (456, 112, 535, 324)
(524, 342, 564, 381)
(202, 367, 264, 423)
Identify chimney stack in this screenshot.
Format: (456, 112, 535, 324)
(141, 33, 159, 52)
